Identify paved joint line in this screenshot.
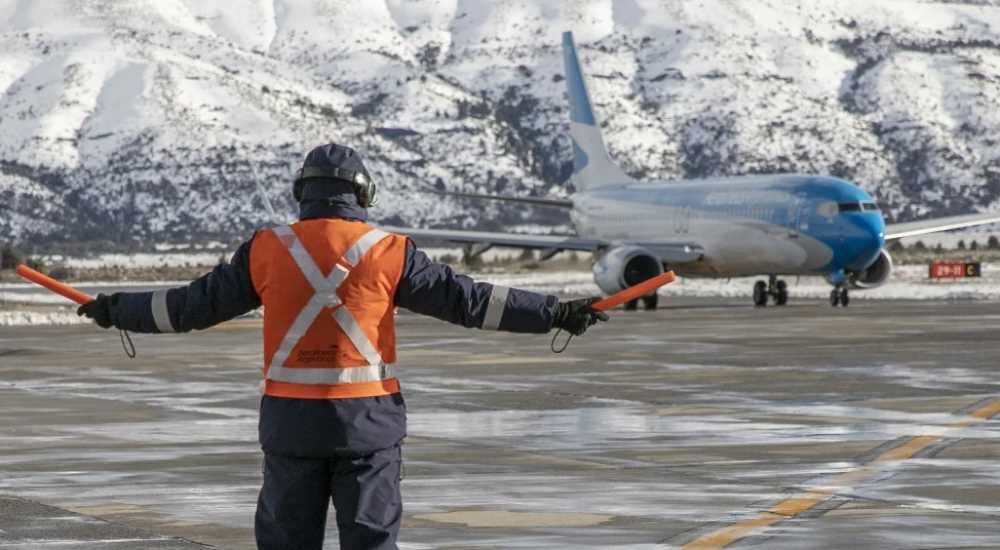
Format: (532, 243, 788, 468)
(675, 396, 1000, 550)
(0, 538, 180, 547)
(833, 491, 1000, 519)
(913, 437, 964, 459)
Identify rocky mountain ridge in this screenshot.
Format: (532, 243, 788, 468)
(1, 0, 999, 247)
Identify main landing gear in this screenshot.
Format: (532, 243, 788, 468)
(624, 293, 659, 311)
(830, 286, 850, 307)
(753, 275, 789, 307)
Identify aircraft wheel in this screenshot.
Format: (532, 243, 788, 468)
(753, 281, 768, 307)
(775, 280, 789, 306)
(642, 294, 658, 311)
(840, 288, 850, 307)
(830, 289, 841, 307)
(624, 299, 639, 311)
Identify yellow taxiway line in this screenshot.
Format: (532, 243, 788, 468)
(681, 396, 1000, 550)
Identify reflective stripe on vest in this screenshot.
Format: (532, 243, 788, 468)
(265, 225, 393, 387)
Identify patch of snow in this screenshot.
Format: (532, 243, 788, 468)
(0, 310, 88, 326)
(4, 261, 997, 325)
(0, 291, 79, 305)
(43, 253, 225, 269)
(465, 263, 1000, 302)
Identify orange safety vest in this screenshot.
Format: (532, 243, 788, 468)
(250, 219, 408, 399)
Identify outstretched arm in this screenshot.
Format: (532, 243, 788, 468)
(79, 238, 262, 333)
(393, 242, 557, 334)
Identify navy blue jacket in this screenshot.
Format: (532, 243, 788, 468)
(110, 200, 558, 456)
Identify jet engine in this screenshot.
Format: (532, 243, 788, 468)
(592, 245, 664, 295)
(849, 248, 893, 289)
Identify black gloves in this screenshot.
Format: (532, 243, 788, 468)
(77, 293, 137, 357)
(77, 293, 118, 329)
(552, 298, 610, 336)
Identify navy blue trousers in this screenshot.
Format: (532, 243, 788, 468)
(255, 445, 402, 550)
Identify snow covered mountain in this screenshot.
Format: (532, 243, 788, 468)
(2, 0, 1000, 247)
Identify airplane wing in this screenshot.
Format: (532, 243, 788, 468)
(382, 226, 604, 251)
(381, 226, 705, 263)
(430, 190, 573, 208)
(884, 212, 1000, 240)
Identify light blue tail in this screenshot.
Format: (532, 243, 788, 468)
(562, 31, 633, 190)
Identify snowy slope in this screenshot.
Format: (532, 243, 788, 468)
(3, 263, 999, 326)
(2, 0, 1000, 245)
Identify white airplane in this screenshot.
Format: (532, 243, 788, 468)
(387, 32, 1000, 309)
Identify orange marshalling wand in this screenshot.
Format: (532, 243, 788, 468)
(590, 271, 676, 311)
(15, 264, 94, 305)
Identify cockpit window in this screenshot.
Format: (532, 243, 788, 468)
(839, 202, 880, 212)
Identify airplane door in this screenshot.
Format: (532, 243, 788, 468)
(672, 206, 691, 235)
(788, 200, 803, 238)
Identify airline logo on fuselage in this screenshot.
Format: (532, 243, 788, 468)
(704, 190, 793, 205)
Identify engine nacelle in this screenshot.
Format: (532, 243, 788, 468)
(849, 248, 893, 289)
(592, 245, 664, 295)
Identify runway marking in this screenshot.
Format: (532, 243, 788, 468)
(873, 435, 939, 462)
(680, 514, 783, 550)
(678, 396, 1000, 550)
(767, 491, 830, 516)
(969, 398, 1000, 419)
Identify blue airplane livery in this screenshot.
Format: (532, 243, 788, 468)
(388, 32, 1000, 309)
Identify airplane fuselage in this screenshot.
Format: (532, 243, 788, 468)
(572, 174, 886, 280)
(395, 31, 996, 308)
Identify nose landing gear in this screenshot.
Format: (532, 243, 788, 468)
(753, 275, 790, 307)
(830, 287, 850, 307)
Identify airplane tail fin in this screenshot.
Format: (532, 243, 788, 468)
(562, 31, 633, 191)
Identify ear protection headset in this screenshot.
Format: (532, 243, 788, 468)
(293, 166, 378, 208)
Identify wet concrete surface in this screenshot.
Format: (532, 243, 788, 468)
(0, 298, 998, 549)
(0, 494, 209, 549)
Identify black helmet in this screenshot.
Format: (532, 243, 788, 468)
(293, 143, 377, 207)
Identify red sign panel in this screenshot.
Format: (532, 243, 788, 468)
(929, 262, 981, 279)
